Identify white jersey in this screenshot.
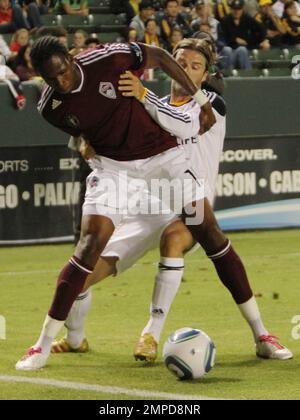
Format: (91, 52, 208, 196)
(142, 89, 226, 204)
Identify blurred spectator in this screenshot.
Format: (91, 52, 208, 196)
(160, 0, 192, 43)
(192, 31, 225, 95)
(15, 44, 37, 80)
(282, 0, 300, 47)
(272, 0, 300, 18)
(110, 0, 135, 25)
(168, 25, 183, 51)
(69, 29, 87, 56)
(36, 25, 68, 48)
(85, 36, 99, 48)
(22, 0, 42, 29)
(0, 0, 29, 33)
(10, 28, 29, 53)
(0, 49, 25, 109)
(36, 0, 49, 15)
(129, 0, 154, 40)
(244, 0, 259, 17)
(0, 33, 10, 58)
(191, 0, 219, 40)
(255, 0, 286, 47)
(215, 0, 232, 20)
(143, 17, 165, 47)
(130, 0, 141, 15)
(127, 27, 138, 41)
(54, 0, 89, 16)
(219, 0, 269, 70)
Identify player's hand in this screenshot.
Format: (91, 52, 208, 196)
(79, 139, 96, 160)
(118, 71, 147, 101)
(199, 103, 216, 135)
(236, 37, 247, 46)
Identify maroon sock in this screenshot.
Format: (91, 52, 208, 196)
(48, 256, 93, 321)
(207, 240, 253, 304)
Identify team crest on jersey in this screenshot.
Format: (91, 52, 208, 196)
(66, 114, 80, 129)
(99, 82, 116, 100)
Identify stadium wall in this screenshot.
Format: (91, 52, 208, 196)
(0, 79, 299, 244)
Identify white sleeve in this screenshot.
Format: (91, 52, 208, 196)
(142, 89, 200, 139)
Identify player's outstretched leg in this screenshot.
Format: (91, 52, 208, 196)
(134, 222, 192, 362)
(51, 288, 92, 354)
(16, 215, 114, 370)
(51, 256, 117, 354)
(189, 199, 293, 360)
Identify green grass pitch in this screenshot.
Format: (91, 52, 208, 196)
(0, 229, 299, 400)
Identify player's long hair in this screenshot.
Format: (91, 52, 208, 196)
(173, 39, 214, 70)
(30, 36, 69, 73)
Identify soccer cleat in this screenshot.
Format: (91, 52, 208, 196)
(256, 335, 293, 360)
(15, 347, 48, 371)
(51, 337, 89, 353)
(134, 333, 158, 362)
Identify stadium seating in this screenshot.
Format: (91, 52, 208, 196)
(89, 13, 127, 32)
(94, 32, 124, 43)
(40, 14, 61, 26)
(1, 33, 12, 44)
(58, 14, 93, 33)
(88, 0, 111, 14)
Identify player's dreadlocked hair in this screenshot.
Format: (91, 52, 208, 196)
(173, 38, 214, 70)
(30, 36, 69, 73)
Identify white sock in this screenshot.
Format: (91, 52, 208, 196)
(142, 257, 184, 343)
(238, 296, 269, 341)
(34, 315, 64, 356)
(65, 288, 92, 349)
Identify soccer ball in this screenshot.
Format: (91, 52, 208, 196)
(163, 327, 216, 380)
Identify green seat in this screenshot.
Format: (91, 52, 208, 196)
(257, 49, 286, 61)
(89, 6, 111, 13)
(88, 0, 112, 12)
(40, 14, 59, 26)
(233, 69, 264, 78)
(59, 14, 94, 33)
(1, 33, 13, 45)
(89, 13, 125, 26)
(95, 32, 123, 43)
(265, 68, 292, 77)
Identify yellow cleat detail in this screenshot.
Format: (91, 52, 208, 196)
(134, 333, 158, 362)
(51, 338, 89, 354)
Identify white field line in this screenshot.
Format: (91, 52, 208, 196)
(0, 375, 223, 400)
(0, 252, 299, 277)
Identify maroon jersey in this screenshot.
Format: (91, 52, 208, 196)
(38, 42, 177, 161)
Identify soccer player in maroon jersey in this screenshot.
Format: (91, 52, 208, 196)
(16, 36, 216, 370)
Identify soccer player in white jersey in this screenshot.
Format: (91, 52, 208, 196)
(51, 39, 292, 362)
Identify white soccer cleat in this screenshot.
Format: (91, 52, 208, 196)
(15, 347, 49, 371)
(256, 335, 293, 360)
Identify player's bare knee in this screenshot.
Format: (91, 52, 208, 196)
(193, 220, 226, 252)
(75, 232, 101, 265)
(160, 230, 186, 257)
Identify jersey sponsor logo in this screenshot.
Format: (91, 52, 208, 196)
(99, 82, 117, 100)
(52, 99, 62, 110)
(66, 114, 80, 129)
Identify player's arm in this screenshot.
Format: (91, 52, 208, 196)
(140, 44, 216, 131)
(119, 71, 200, 139)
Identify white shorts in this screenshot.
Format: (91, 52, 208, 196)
(101, 211, 201, 275)
(83, 146, 205, 226)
